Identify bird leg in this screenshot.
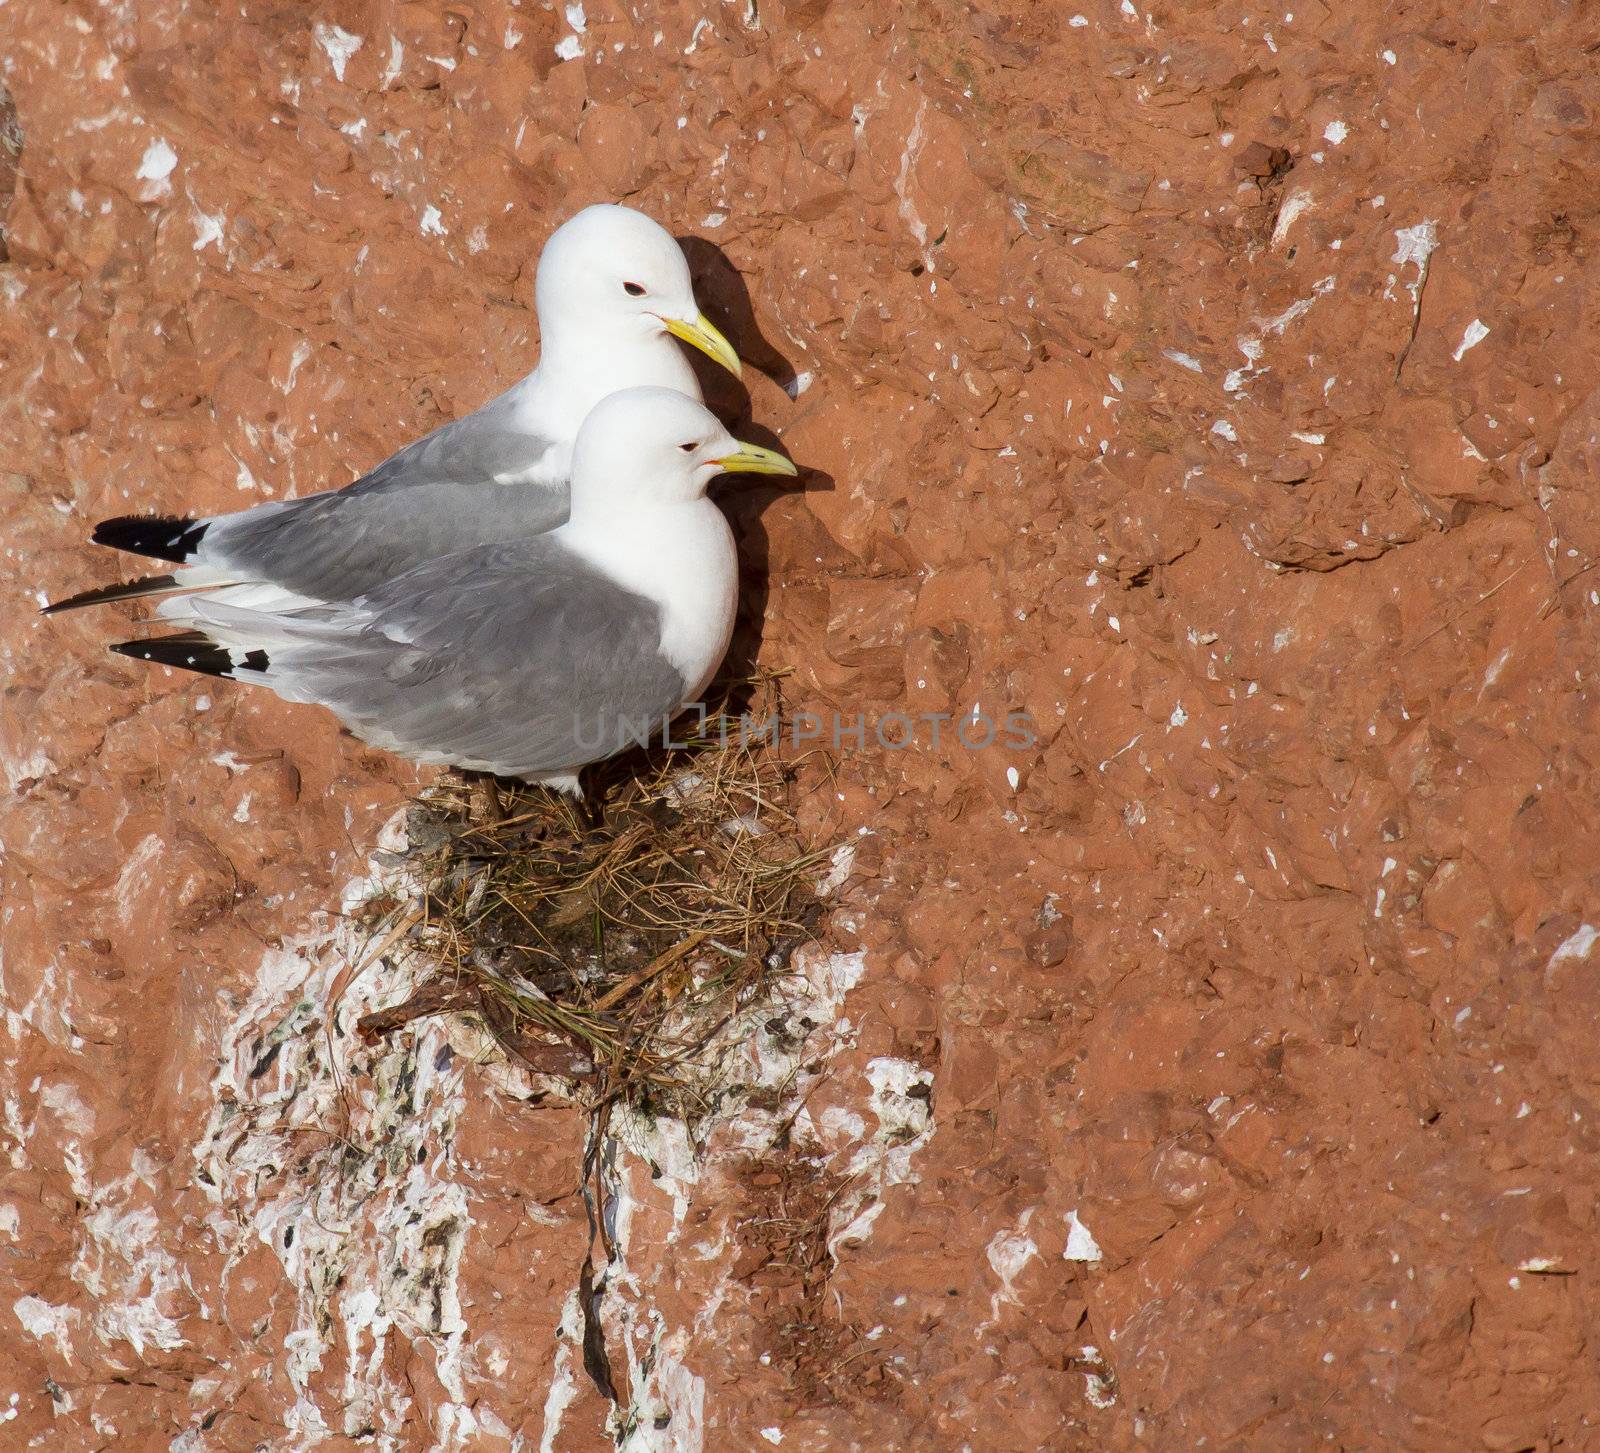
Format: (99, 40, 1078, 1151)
(574, 771, 607, 835)
(464, 771, 505, 825)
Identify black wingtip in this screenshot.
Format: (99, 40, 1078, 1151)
(92, 514, 210, 564)
(42, 573, 180, 616)
(111, 634, 269, 680)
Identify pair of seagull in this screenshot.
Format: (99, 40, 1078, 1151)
(46, 205, 798, 793)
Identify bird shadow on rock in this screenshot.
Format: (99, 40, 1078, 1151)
(677, 234, 803, 405)
(715, 420, 836, 719)
(677, 233, 835, 721)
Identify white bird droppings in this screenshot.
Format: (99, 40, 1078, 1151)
(556, 2, 587, 59)
(1546, 923, 1598, 980)
(192, 208, 224, 252)
(1271, 188, 1314, 248)
(313, 23, 363, 82)
(1391, 222, 1438, 276)
(1453, 318, 1490, 361)
(1064, 1209, 1103, 1263)
(135, 138, 177, 183)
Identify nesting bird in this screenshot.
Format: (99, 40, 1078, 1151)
(46, 204, 744, 615)
(48, 203, 801, 791)
(100, 389, 795, 791)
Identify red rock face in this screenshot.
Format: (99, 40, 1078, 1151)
(5, 0, 1600, 1448)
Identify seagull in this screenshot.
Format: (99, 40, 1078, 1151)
(44, 204, 744, 616)
(106, 387, 797, 794)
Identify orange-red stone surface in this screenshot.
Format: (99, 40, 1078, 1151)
(4, 1, 1600, 1448)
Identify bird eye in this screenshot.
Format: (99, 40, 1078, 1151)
(679, 441, 697, 452)
(624, 282, 646, 297)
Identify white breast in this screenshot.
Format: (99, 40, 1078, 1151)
(564, 501, 738, 694)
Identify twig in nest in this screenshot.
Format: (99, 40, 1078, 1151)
(590, 931, 710, 1012)
(355, 980, 477, 1042)
(353, 674, 828, 1119)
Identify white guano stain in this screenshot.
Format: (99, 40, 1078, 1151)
(617, 1329, 705, 1452)
(1064, 1209, 1104, 1262)
(1546, 924, 1598, 981)
(1453, 318, 1489, 361)
(133, 137, 178, 201)
(1224, 278, 1335, 393)
(279, 340, 312, 393)
(74, 1196, 188, 1357)
(1390, 222, 1437, 302)
(136, 137, 177, 183)
(536, 1292, 584, 1453)
(191, 206, 225, 252)
(313, 23, 363, 82)
(1271, 188, 1313, 248)
(383, 36, 405, 85)
(573, 929, 920, 1452)
(13, 1296, 80, 1361)
(2, 745, 55, 791)
(829, 1054, 934, 1257)
(191, 814, 495, 1442)
(984, 1209, 1039, 1320)
(816, 840, 856, 896)
(556, 1, 587, 59)
(895, 99, 933, 271)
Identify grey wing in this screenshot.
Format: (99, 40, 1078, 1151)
(202, 386, 569, 602)
(207, 540, 691, 780)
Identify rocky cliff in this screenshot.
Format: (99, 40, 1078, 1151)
(4, 1, 1600, 1448)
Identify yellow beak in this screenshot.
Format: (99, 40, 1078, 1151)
(714, 440, 799, 478)
(664, 311, 744, 379)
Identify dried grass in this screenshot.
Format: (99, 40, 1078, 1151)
(353, 677, 827, 1121)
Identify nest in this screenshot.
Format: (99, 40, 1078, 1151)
(351, 680, 828, 1120)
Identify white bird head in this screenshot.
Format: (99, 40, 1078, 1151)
(536, 204, 742, 378)
(570, 387, 797, 513)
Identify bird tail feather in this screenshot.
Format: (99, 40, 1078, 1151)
(110, 631, 271, 681)
(43, 564, 239, 616)
(42, 573, 182, 615)
(92, 513, 211, 564)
